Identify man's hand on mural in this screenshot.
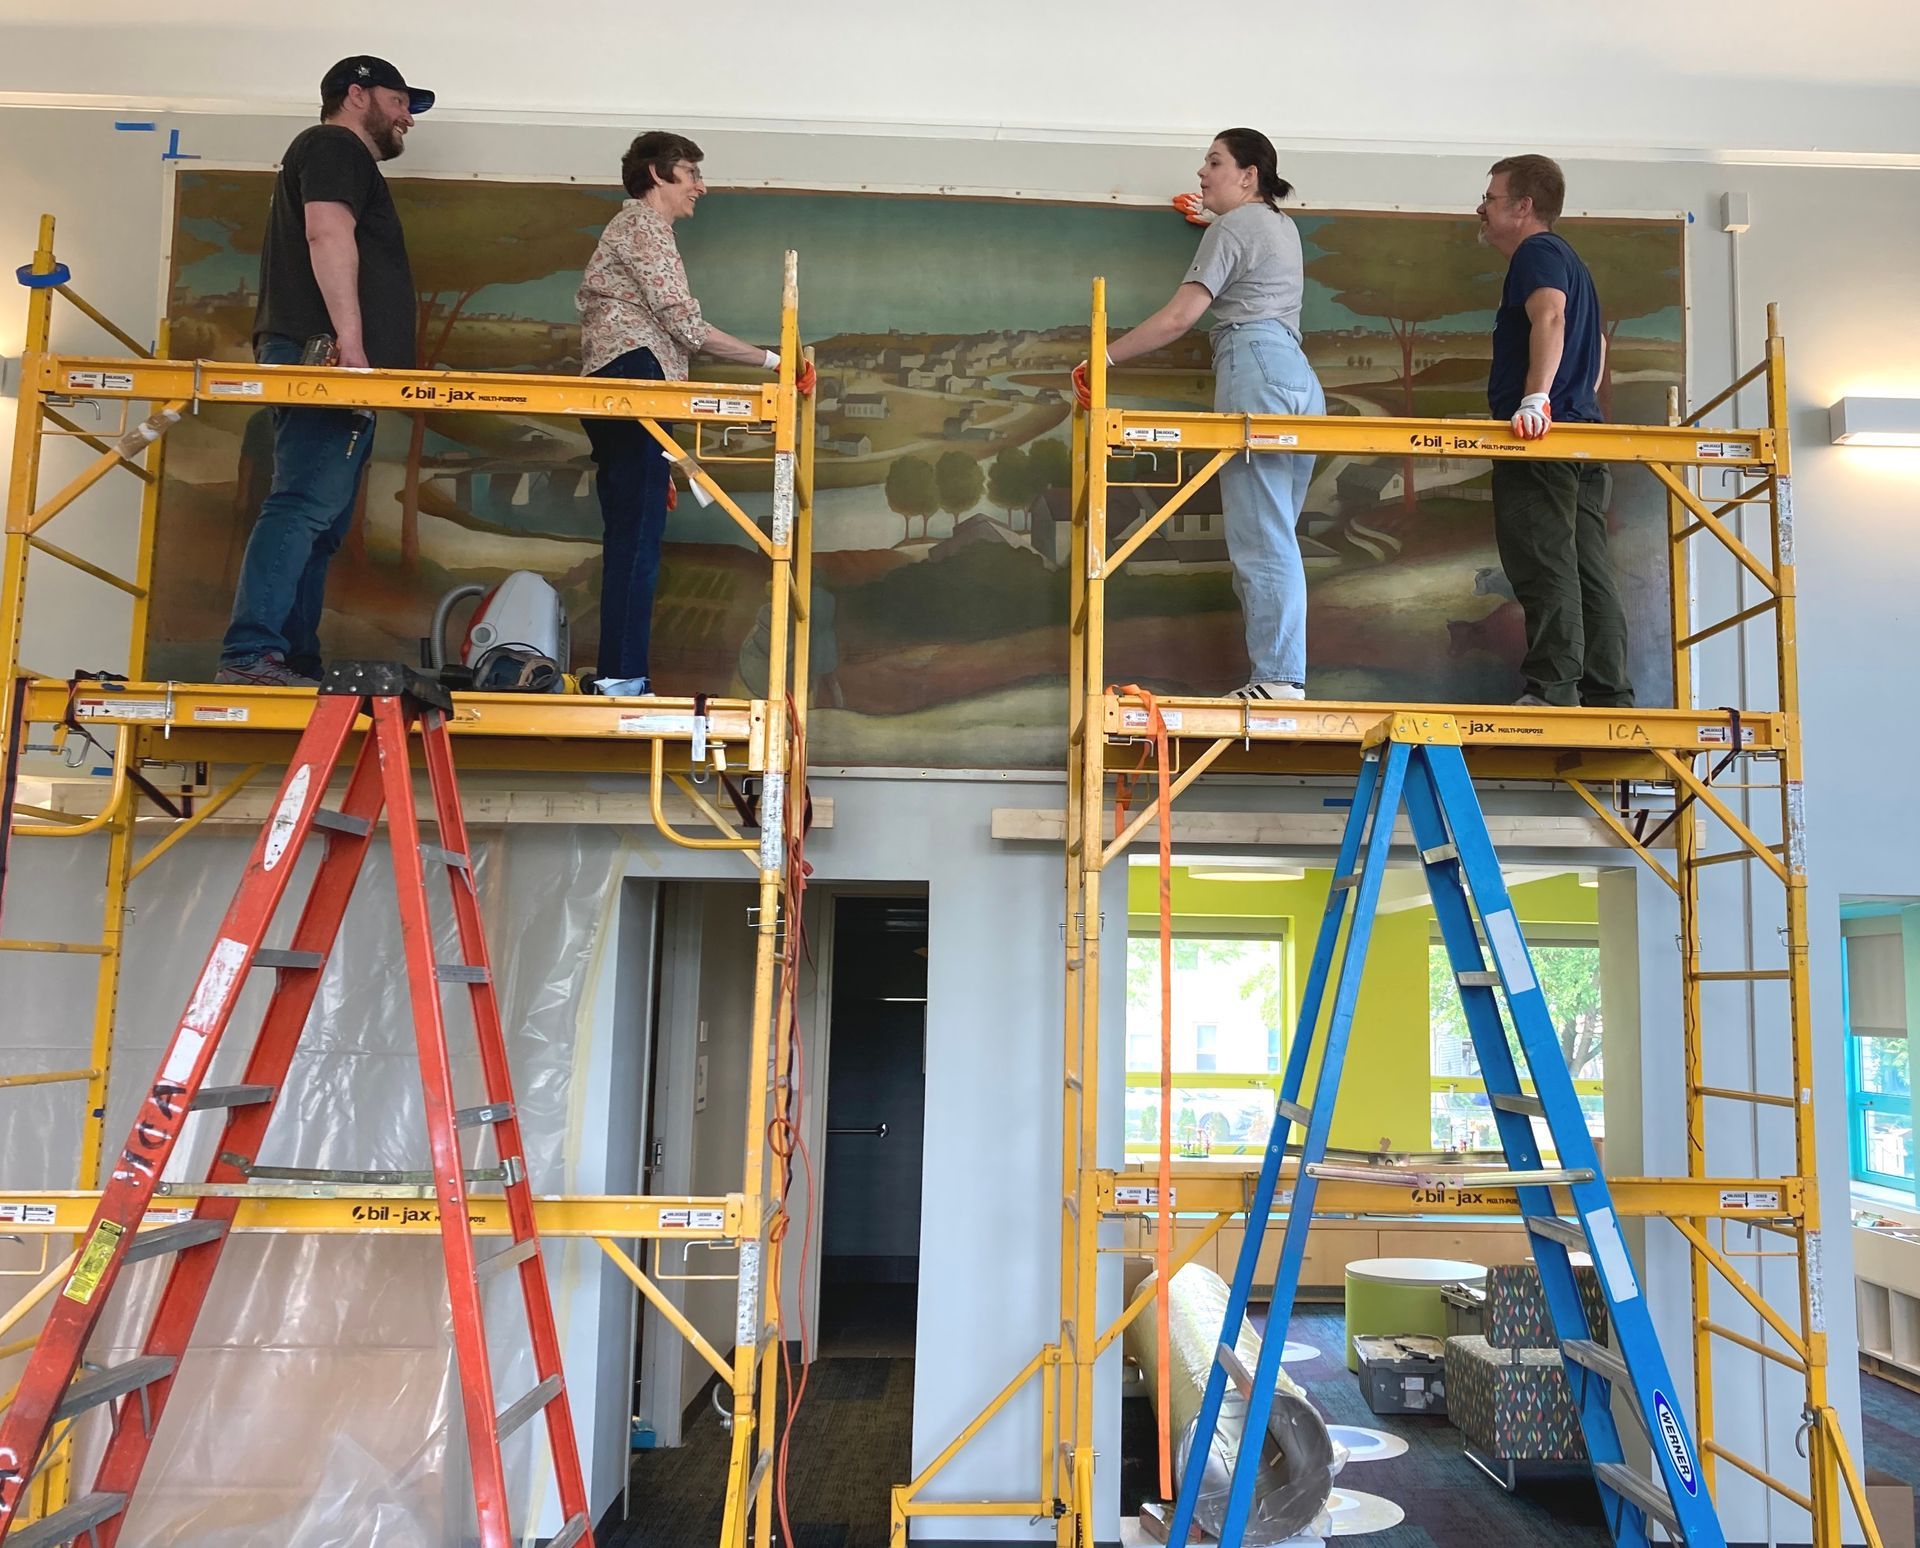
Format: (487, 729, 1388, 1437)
(1511, 392, 1552, 439)
(1172, 191, 1210, 226)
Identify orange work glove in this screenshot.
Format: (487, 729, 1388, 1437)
(1172, 191, 1209, 226)
(665, 477, 678, 512)
(1070, 360, 1093, 409)
(797, 358, 817, 398)
(1511, 392, 1552, 439)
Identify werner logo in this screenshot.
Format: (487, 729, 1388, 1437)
(1653, 1390, 1699, 1497)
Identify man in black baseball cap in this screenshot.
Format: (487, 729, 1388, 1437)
(215, 57, 431, 686)
(320, 56, 435, 118)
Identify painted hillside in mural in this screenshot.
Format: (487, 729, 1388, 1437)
(154, 171, 1685, 766)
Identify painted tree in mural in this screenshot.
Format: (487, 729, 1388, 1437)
(1570, 224, 1684, 418)
(388, 181, 615, 573)
(935, 449, 985, 532)
(1306, 217, 1502, 509)
(884, 454, 939, 545)
(986, 444, 1035, 527)
(1026, 435, 1071, 493)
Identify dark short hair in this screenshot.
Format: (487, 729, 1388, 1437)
(320, 87, 348, 121)
(622, 131, 704, 199)
(1214, 127, 1294, 210)
(1489, 154, 1566, 225)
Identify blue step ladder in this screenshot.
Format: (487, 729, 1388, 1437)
(1167, 713, 1722, 1548)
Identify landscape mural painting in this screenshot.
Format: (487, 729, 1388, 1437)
(154, 171, 1685, 767)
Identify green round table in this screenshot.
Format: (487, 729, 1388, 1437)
(1344, 1256, 1487, 1370)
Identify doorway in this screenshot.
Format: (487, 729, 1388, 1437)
(817, 894, 927, 1358)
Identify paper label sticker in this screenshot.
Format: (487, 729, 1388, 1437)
(1119, 709, 1182, 730)
(617, 713, 697, 735)
(73, 696, 169, 722)
(1718, 1188, 1782, 1210)
(1696, 440, 1734, 458)
(1584, 1206, 1641, 1304)
(689, 394, 756, 417)
(192, 705, 249, 723)
(63, 1219, 126, 1304)
(179, 934, 248, 1048)
(1122, 426, 1182, 443)
(263, 764, 310, 871)
(64, 369, 134, 392)
(661, 1208, 692, 1228)
(208, 379, 265, 396)
(1482, 909, 1538, 995)
(1247, 715, 1300, 732)
(0, 1202, 56, 1225)
(689, 1207, 725, 1231)
(1114, 1185, 1175, 1208)
(736, 1240, 761, 1344)
(1696, 724, 1753, 746)
(1250, 432, 1300, 446)
(1654, 1390, 1700, 1496)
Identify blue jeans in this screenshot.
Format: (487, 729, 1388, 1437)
(1212, 321, 1324, 686)
(220, 334, 376, 673)
(581, 346, 672, 682)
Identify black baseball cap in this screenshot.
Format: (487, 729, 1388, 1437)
(322, 56, 435, 115)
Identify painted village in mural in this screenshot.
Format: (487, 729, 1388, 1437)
(153, 174, 1685, 766)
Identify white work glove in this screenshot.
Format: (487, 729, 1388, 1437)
(1511, 392, 1552, 439)
(763, 349, 780, 370)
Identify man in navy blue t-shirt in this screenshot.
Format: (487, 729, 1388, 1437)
(1479, 154, 1633, 708)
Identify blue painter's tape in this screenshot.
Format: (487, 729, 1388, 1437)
(1323, 798, 1353, 808)
(160, 127, 201, 162)
(114, 121, 156, 131)
(16, 262, 72, 289)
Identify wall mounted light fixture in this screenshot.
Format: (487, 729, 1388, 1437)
(1829, 397, 1920, 447)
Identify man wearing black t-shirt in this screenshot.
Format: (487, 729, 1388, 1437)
(1478, 154, 1633, 709)
(216, 56, 433, 686)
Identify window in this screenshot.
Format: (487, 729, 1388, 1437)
(1126, 931, 1285, 1156)
(1429, 934, 1604, 1154)
(1844, 916, 1916, 1198)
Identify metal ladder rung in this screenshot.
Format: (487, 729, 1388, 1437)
(234, 1162, 519, 1187)
(190, 1084, 275, 1111)
(434, 963, 490, 984)
(310, 807, 371, 836)
(1563, 1339, 1638, 1407)
(1527, 1214, 1588, 1250)
(477, 1238, 539, 1282)
(1489, 1092, 1545, 1117)
(1420, 842, 1459, 864)
(6, 1492, 129, 1548)
(495, 1374, 563, 1441)
(1276, 1098, 1310, 1126)
(421, 842, 470, 871)
(1214, 1342, 1256, 1397)
(1330, 873, 1359, 891)
(0, 939, 111, 955)
(548, 1515, 590, 1548)
(122, 1218, 228, 1265)
(1593, 1460, 1680, 1537)
(254, 947, 323, 971)
(1456, 970, 1502, 988)
(455, 1101, 515, 1129)
(53, 1355, 177, 1421)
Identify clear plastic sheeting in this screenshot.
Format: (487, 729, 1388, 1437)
(1125, 1264, 1340, 1545)
(0, 818, 624, 1544)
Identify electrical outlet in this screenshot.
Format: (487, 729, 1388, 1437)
(699, 1019, 709, 1044)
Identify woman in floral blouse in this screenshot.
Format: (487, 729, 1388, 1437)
(575, 131, 803, 697)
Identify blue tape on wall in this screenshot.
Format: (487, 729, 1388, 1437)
(161, 128, 201, 162)
(113, 121, 156, 132)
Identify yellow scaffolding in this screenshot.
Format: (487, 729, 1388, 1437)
(892, 280, 1883, 1548)
(0, 213, 816, 1548)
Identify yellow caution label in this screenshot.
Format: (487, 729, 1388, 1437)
(62, 1219, 126, 1304)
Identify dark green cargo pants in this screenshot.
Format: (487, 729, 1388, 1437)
(1490, 459, 1635, 707)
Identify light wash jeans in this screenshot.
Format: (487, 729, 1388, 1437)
(1212, 320, 1324, 687)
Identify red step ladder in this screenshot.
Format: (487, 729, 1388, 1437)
(0, 663, 593, 1548)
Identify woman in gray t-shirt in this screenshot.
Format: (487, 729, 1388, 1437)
(1080, 128, 1325, 701)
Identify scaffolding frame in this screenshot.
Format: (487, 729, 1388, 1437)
(892, 280, 1882, 1548)
(0, 214, 817, 1548)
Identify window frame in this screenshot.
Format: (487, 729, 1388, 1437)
(1843, 931, 1917, 1197)
(1124, 916, 1290, 1158)
(1427, 923, 1605, 1154)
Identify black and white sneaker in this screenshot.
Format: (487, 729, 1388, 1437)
(1231, 680, 1306, 701)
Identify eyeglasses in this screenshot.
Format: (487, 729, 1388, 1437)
(673, 162, 707, 185)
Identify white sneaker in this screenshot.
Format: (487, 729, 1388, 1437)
(1232, 680, 1306, 701)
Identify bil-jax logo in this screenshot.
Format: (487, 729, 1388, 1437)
(1653, 1390, 1699, 1497)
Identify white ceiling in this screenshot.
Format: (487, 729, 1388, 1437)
(3, 1, 1919, 164)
